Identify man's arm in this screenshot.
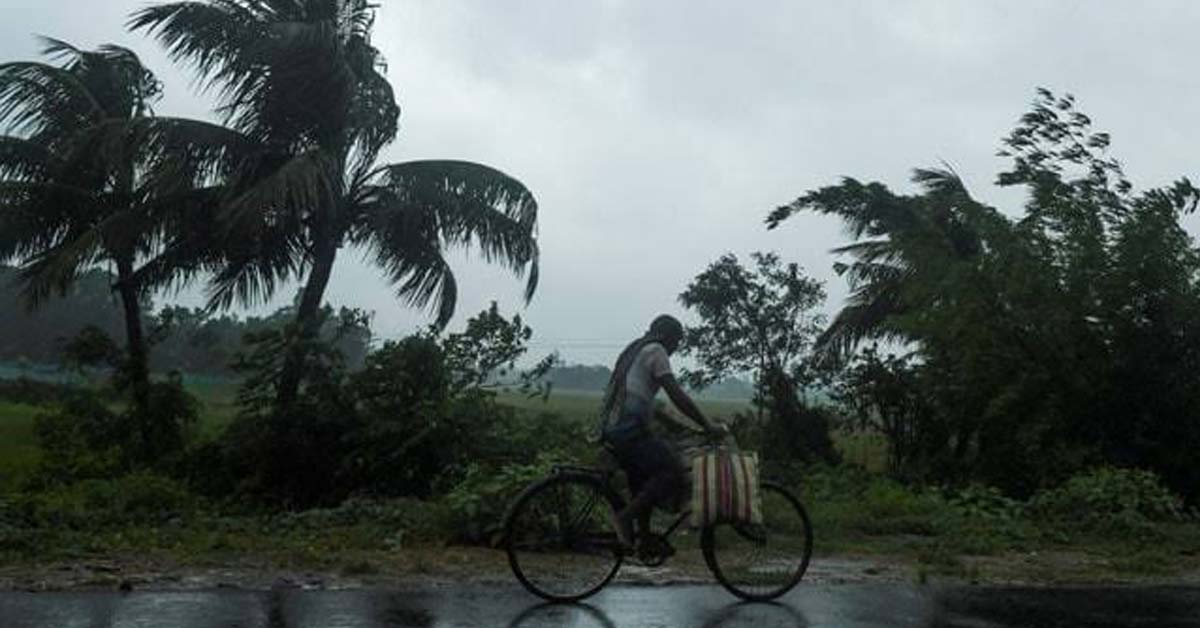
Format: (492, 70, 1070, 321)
(657, 373, 719, 433)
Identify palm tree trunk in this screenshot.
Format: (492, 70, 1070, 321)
(276, 236, 339, 413)
(115, 256, 152, 448)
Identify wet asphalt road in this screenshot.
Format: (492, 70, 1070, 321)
(2, 584, 1199, 628)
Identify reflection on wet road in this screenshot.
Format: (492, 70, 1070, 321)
(2, 584, 1199, 627)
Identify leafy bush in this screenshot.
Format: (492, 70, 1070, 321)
(935, 484, 1033, 554)
(1028, 467, 1188, 532)
(31, 393, 129, 484)
(800, 465, 945, 536)
(945, 484, 1024, 522)
(136, 376, 201, 461)
(215, 304, 564, 507)
(15, 472, 198, 529)
(853, 480, 945, 535)
(214, 315, 358, 507)
(30, 379, 199, 486)
(796, 463, 876, 501)
(474, 407, 594, 468)
(442, 454, 562, 545)
(340, 336, 456, 498)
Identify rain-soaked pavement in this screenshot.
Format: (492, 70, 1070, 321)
(2, 584, 1199, 628)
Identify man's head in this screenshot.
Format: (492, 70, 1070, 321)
(648, 314, 684, 354)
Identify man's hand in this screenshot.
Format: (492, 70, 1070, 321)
(702, 421, 729, 441)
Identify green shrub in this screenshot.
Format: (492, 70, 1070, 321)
(30, 379, 199, 486)
(474, 407, 594, 468)
(31, 393, 129, 484)
(945, 484, 1024, 522)
(796, 463, 876, 502)
(852, 480, 944, 535)
(801, 466, 945, 536)
(443, 453, 562, 545)
(15, 472, 198, 529)
(137, 376, 201, 461)
(1028, 467, 1188, 533)
(935, 484, 1033, 554)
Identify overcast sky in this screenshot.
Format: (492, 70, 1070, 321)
(2, 1, 1199, 366)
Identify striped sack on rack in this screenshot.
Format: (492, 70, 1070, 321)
(690, 450, 763, 528)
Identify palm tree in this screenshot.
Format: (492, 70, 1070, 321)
(131, 0, 540, 411)
(0, 39, 207, 438)
(767, 169, 993, 361)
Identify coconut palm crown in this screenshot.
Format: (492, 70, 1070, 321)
(130, 0, 540, 409)
(0, 39, 193, 430)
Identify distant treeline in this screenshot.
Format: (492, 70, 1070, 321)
(0, 266, 370, 375)
(544, 363, 754, 399)
(1, 266, 752, 397)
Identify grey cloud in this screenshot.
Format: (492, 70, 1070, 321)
(3, 1, 1199, 366)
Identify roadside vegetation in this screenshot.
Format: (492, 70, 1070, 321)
(2, 1, 1200, 588)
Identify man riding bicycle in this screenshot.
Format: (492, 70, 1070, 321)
(599, 314, 724, 553)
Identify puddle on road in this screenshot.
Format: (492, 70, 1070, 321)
(1, 585, 1199, 627)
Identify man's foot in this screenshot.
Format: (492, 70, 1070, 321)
(637, 535, 676, 563)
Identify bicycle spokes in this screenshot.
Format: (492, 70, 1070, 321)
(505, 475, 624, 602)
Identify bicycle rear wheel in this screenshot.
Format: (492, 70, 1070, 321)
(504, 473, 624, 602)
(701, 481, 813, 601)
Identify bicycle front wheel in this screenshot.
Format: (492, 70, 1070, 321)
(504, 473, 624, 602)
(701, 481, 813, 601)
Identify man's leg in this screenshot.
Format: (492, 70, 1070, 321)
(616, 436, 684, 549)
(631, 472, 682, 543)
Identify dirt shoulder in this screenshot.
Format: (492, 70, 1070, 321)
(3, 547, 1199, 592)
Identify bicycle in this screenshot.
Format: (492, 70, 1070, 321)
(502, 433, 813, 602)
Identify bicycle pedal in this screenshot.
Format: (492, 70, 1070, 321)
(637, 538, 675, 563)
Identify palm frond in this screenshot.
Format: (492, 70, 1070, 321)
(131, 185, 232, 296)
(16, 219, 106, 307)
(370, 160, 540, 301)
(912, 166, 968, 197)
(131, 0, 397, 154)
(357, 198, 459, 327)
(128, 2, 267, 91)
(815, 267, 908, 360)
(27, 37, 159, 120)
(221, 148, 335, 229)
(0, 60, 100, 138)
(73, 116, 257, 194)
(0, 136, 57, 179)
(204, 224, 305, 311)
(0, 180, 96, 262)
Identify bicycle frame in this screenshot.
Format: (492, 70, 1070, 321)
(549, 462, 695, 545)
(541, 432, 747, 559)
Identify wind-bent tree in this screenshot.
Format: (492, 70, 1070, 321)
(131, 0, 541, 413)
(0, 40, 207, 452)
(766, 169, 1000, 363)
(770, 89, 1200, 496)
